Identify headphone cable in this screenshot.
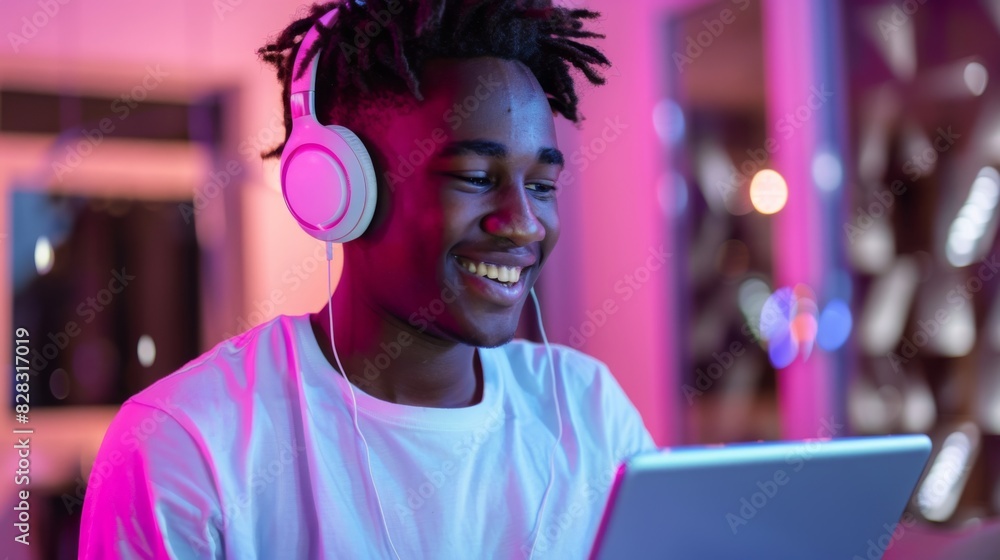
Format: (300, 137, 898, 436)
(326, 242, 403, 560)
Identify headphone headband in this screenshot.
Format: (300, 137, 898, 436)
(289, 8, 340, 117)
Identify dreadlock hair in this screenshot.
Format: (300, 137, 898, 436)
(257, 0, 610, 159)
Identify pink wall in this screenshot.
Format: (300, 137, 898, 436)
(541, 0, 711, 446)
(761, 0, 835, 439)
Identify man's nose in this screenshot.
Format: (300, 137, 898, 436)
(481, 183, 546, 246)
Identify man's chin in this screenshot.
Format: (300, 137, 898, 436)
(471, 332, 516, 349)
(446, 323, 517, 349)
(430, 309, 522, 348)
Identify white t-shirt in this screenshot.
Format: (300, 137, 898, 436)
(79, 314, 655, 559)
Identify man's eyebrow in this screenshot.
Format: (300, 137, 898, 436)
(537, 147, 564, 166)
(436, 139, 565, 166)
(437, 139, 508, 159)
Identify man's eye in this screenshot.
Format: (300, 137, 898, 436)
(447, 174, 492, 187)
(448, 174, 557, 194)
(461, 176, 492, 187)
(527, 183, 558, 194)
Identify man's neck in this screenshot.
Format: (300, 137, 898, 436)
(308, 275, 483, 408)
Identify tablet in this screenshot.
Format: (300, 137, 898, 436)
(589, 434, 932, 560)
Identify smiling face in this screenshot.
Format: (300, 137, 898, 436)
(343, 57, 563, 347)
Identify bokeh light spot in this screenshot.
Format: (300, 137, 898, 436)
(964, 62, 988, 96)
(35, 236, 54, 275)
(750, 169, 788, 214)
(137, 335, 157, 367)
(818, 299, 853, 351)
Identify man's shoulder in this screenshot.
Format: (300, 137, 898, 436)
(495, 339, 615, 394)
(126, 314, 308, 416)
(497, 340, 654, 454)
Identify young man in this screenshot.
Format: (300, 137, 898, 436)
(80, 1, 655, 558)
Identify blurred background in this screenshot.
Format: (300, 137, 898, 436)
(2, 0, 1000, 557)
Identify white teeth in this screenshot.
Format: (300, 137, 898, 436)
(457, 257, 524, 285)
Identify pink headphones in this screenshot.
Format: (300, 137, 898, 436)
(280, 8, 378, 243)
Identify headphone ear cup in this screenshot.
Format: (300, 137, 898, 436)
(280, 120, 378, 243)
(328, 124, 378, 234)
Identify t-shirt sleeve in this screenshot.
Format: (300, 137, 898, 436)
(79, 401, 224, 559)
(596, 360, 657, 462)
(552, 344, 657, 464)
